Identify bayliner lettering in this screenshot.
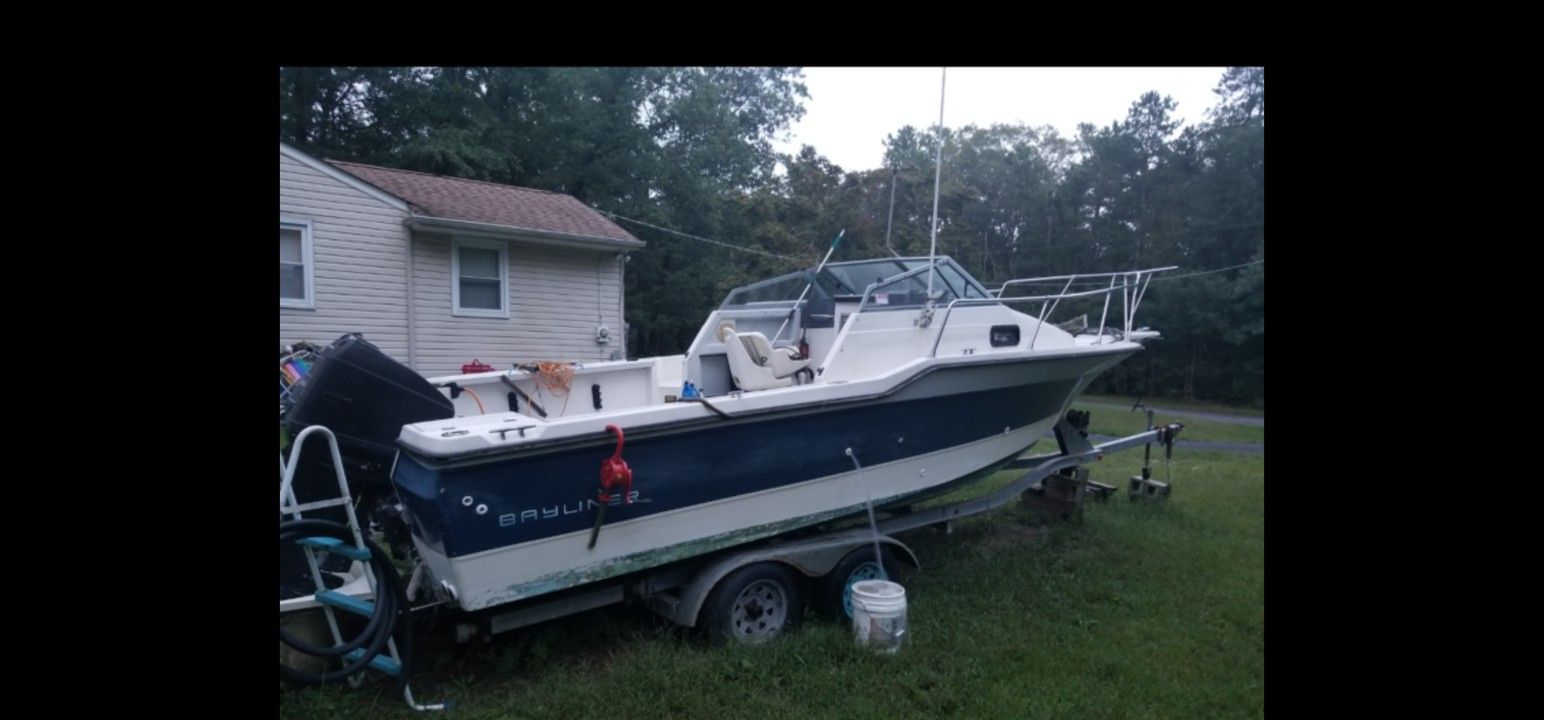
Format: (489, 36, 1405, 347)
(498, 491, 643, 527)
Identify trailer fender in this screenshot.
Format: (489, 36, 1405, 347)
(663, 528, 919, 628)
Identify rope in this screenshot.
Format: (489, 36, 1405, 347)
(681, 396, 732, 419)
(530, 362, 573, 395)
(516, 362, 577, 416)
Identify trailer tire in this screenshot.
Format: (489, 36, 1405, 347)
(701, 562, 804, 645)
(821, 545, 902, 619)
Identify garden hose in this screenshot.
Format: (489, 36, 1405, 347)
(279, 518, 412, 686)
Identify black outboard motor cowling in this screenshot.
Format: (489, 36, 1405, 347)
(280, 334, 454, 600)
(283, 333, 455, 480)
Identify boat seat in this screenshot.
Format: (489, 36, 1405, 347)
(718, 327, 811, 391)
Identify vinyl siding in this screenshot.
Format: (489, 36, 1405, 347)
(280, 148, 627, 375)
(279, 152, 411, 360)
(412, 231, 625, 376)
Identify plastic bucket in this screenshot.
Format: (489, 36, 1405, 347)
(850, 579, 907, 653)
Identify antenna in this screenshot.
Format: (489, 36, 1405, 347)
(770, 229, 844, 346)
(883, 166, 900, 258)
(926, 67, 947, 299)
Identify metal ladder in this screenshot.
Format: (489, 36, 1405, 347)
(280, 425, 446, 712)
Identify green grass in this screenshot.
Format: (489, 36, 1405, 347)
(1071, 402, 1264, 445)
(281, 448, 1264, 719)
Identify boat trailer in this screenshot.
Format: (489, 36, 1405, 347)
(279, 410, 1182, 711)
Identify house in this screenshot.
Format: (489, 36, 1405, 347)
(279, 142, 645, 376)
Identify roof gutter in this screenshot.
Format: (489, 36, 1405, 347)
(405, 215, 645, 251)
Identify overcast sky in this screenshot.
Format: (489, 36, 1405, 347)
(772, 67, 1229, 172)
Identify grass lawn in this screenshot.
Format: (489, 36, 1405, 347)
(281, 444, 1263, 719)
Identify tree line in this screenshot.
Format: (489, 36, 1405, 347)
(280, 67, 1263, 404)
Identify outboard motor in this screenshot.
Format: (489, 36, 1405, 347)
(279, 334, 454, 599)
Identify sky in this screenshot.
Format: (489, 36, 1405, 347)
(772, 67, 1229, 172)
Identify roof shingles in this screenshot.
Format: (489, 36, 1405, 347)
(328, 160, 639, 244)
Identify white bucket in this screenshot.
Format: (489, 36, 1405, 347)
(850, 579, 908, 653)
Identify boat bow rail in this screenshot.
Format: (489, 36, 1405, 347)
(992, 267, 1174, 340)
(933, 265, 1178, 355)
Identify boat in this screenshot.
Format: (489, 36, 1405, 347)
(316, 256, 1173, 612)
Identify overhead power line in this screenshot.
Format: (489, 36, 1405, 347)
(1153, 259, 1264, 282)
(593, 208, 801, 262)
(592, 204, 1260, 282)
(1006, 220, 1266, 252)
(1141, 221, 1265, 240)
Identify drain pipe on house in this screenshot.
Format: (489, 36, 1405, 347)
(597, 255, 608, 361)
(406, 234, 418, 370)
(618, 253, 628, 361)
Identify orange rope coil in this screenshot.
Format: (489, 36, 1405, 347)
(532, 361, 576, 396)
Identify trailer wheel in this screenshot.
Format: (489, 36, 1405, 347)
(702, 563, 804, 644)
(821, 545, 901, 619)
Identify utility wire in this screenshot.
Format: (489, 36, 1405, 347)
(1152, 259, 1264, 282)
(592, 204, 1259, 282)
(1006, 221, 1266, 252)
(592, 207, 801, 261)
(1141, 221, 1264, 240)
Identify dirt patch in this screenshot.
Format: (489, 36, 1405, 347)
(954, 514, 1048, 551)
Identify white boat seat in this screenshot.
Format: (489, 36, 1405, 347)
(718, 328, 811, 391)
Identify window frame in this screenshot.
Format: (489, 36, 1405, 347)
(451, 236, 510, 319)
(279, 216, 315, 309)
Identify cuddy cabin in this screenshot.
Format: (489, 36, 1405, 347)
(405, 257, 1114, 457)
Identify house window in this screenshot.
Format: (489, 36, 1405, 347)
(452, 237, 509, 317)
(280, 217, 314, 308)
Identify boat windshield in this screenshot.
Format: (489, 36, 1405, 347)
(720, 257, 992, 310)
(721, 270, 814, 308)
(818, 259, 992, 305)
